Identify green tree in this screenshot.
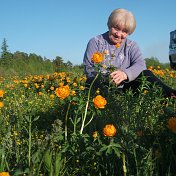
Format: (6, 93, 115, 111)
(0, 38, 12, 60)
(53, 56, 64, 72)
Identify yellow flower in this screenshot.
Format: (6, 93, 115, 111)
(115, 43, 121, 48)
(0, 172, 10, 176)
(168, 117, 176, 133)
(23, 83, 28, 88)
(96, 88, 100, 94)
(92, 131, 98, 138)
(91, 52, 104, 63)
(71, 90, 76, 96)
(50, 94, 55, 99)
(144, 90, 148, 94)
(73, 82, 77, 87)
(0, 90, 5, 98)
(55, 85, 70, 100)
(79, 86, 85, 90)
(0, 102, 4, 108)
(93, 95, 107, 109)
(50, 86, 55, 90)
(103, 124, 116, 137)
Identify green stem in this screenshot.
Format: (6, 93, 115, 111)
(80, 73, 99, 134)
(133, 148, 139, 176)
(84, 114, 94, 128)
(28, 116, 32, 168)
(122, 152, 127, 176)
(73, 114, 78, 135)
(65, 102, 71, 142)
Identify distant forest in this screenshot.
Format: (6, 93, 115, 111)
(0, 38, 170, 77)
(0, 38, 83, 76)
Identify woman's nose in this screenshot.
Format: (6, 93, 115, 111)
(115, 31, 122, 37)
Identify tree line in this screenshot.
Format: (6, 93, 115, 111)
(0, 38, 170, 77)
(0, 38, 83, 76)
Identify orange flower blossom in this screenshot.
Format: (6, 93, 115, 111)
(103, 124, 116, 137)
(0, 102, 4, 108)
(0, 172, 10, 176)
(91, 52, 104, 63)
(93, 95, 107, 109)
(0, 90, 5, 98)
(55, 85, 70, 100)
(115, 43, 121, 48)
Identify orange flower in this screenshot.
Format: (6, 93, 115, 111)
(93, 95, 107, 109)
(115, 43, 121, 48)
(0, 90, 5, 98)
(0, 102, 4, 108)
(103, 124, 116, 137)
(55, 85, 70, 100)
(168, 117, 176, 133)
(38, 92, 42, 96)
(91, 52, 104, 63)
(0, 172, 10, 176)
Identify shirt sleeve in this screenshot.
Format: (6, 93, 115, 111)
(122, 42, 147, 82)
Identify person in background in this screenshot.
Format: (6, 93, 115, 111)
(83, 8, 176, 98)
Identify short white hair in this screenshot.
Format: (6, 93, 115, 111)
(107, 8, 136, 35)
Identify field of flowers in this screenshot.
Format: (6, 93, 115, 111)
(0, 66, 176, 176)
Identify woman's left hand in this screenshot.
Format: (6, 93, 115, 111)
(110, 70, 128, 85)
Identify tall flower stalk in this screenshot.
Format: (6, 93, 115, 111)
(80, 73, 99, 134)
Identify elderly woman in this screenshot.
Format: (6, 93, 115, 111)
(83, 8, 176, 98)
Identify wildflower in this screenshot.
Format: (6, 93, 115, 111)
(50, 86, 55, 90)
(91, 52, 104, 63)
(23, 83, 28, 88)
(0, 90, 5, 98)
(96, 88, 100, 94)
(115, 43, 121, 48)
(92, 131, 98, 138)
(71, 90, 76, 96)
(168, 117, 176, 133)
(79, 86, 85, 90)
(13, 80, 19, 84)
(73, 82, 77, 87)
(50, 94, 55, 99)
(0, 172, 10, 176)
(0, 102, 4, 108)
(55, 85, 70, 100)
(93, 95, 107, 109)
(103, 124, 116, 137)
(38, 92, 42, 96)
(143, 90, 148, 94)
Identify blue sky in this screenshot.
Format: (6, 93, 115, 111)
(0, 0, 176, 65)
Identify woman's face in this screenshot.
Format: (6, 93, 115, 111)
(108, 25, 128, 45)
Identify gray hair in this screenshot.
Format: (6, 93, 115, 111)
(107, 8, 136, 35)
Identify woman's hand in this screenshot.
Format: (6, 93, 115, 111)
(110, 70, 128, 85)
